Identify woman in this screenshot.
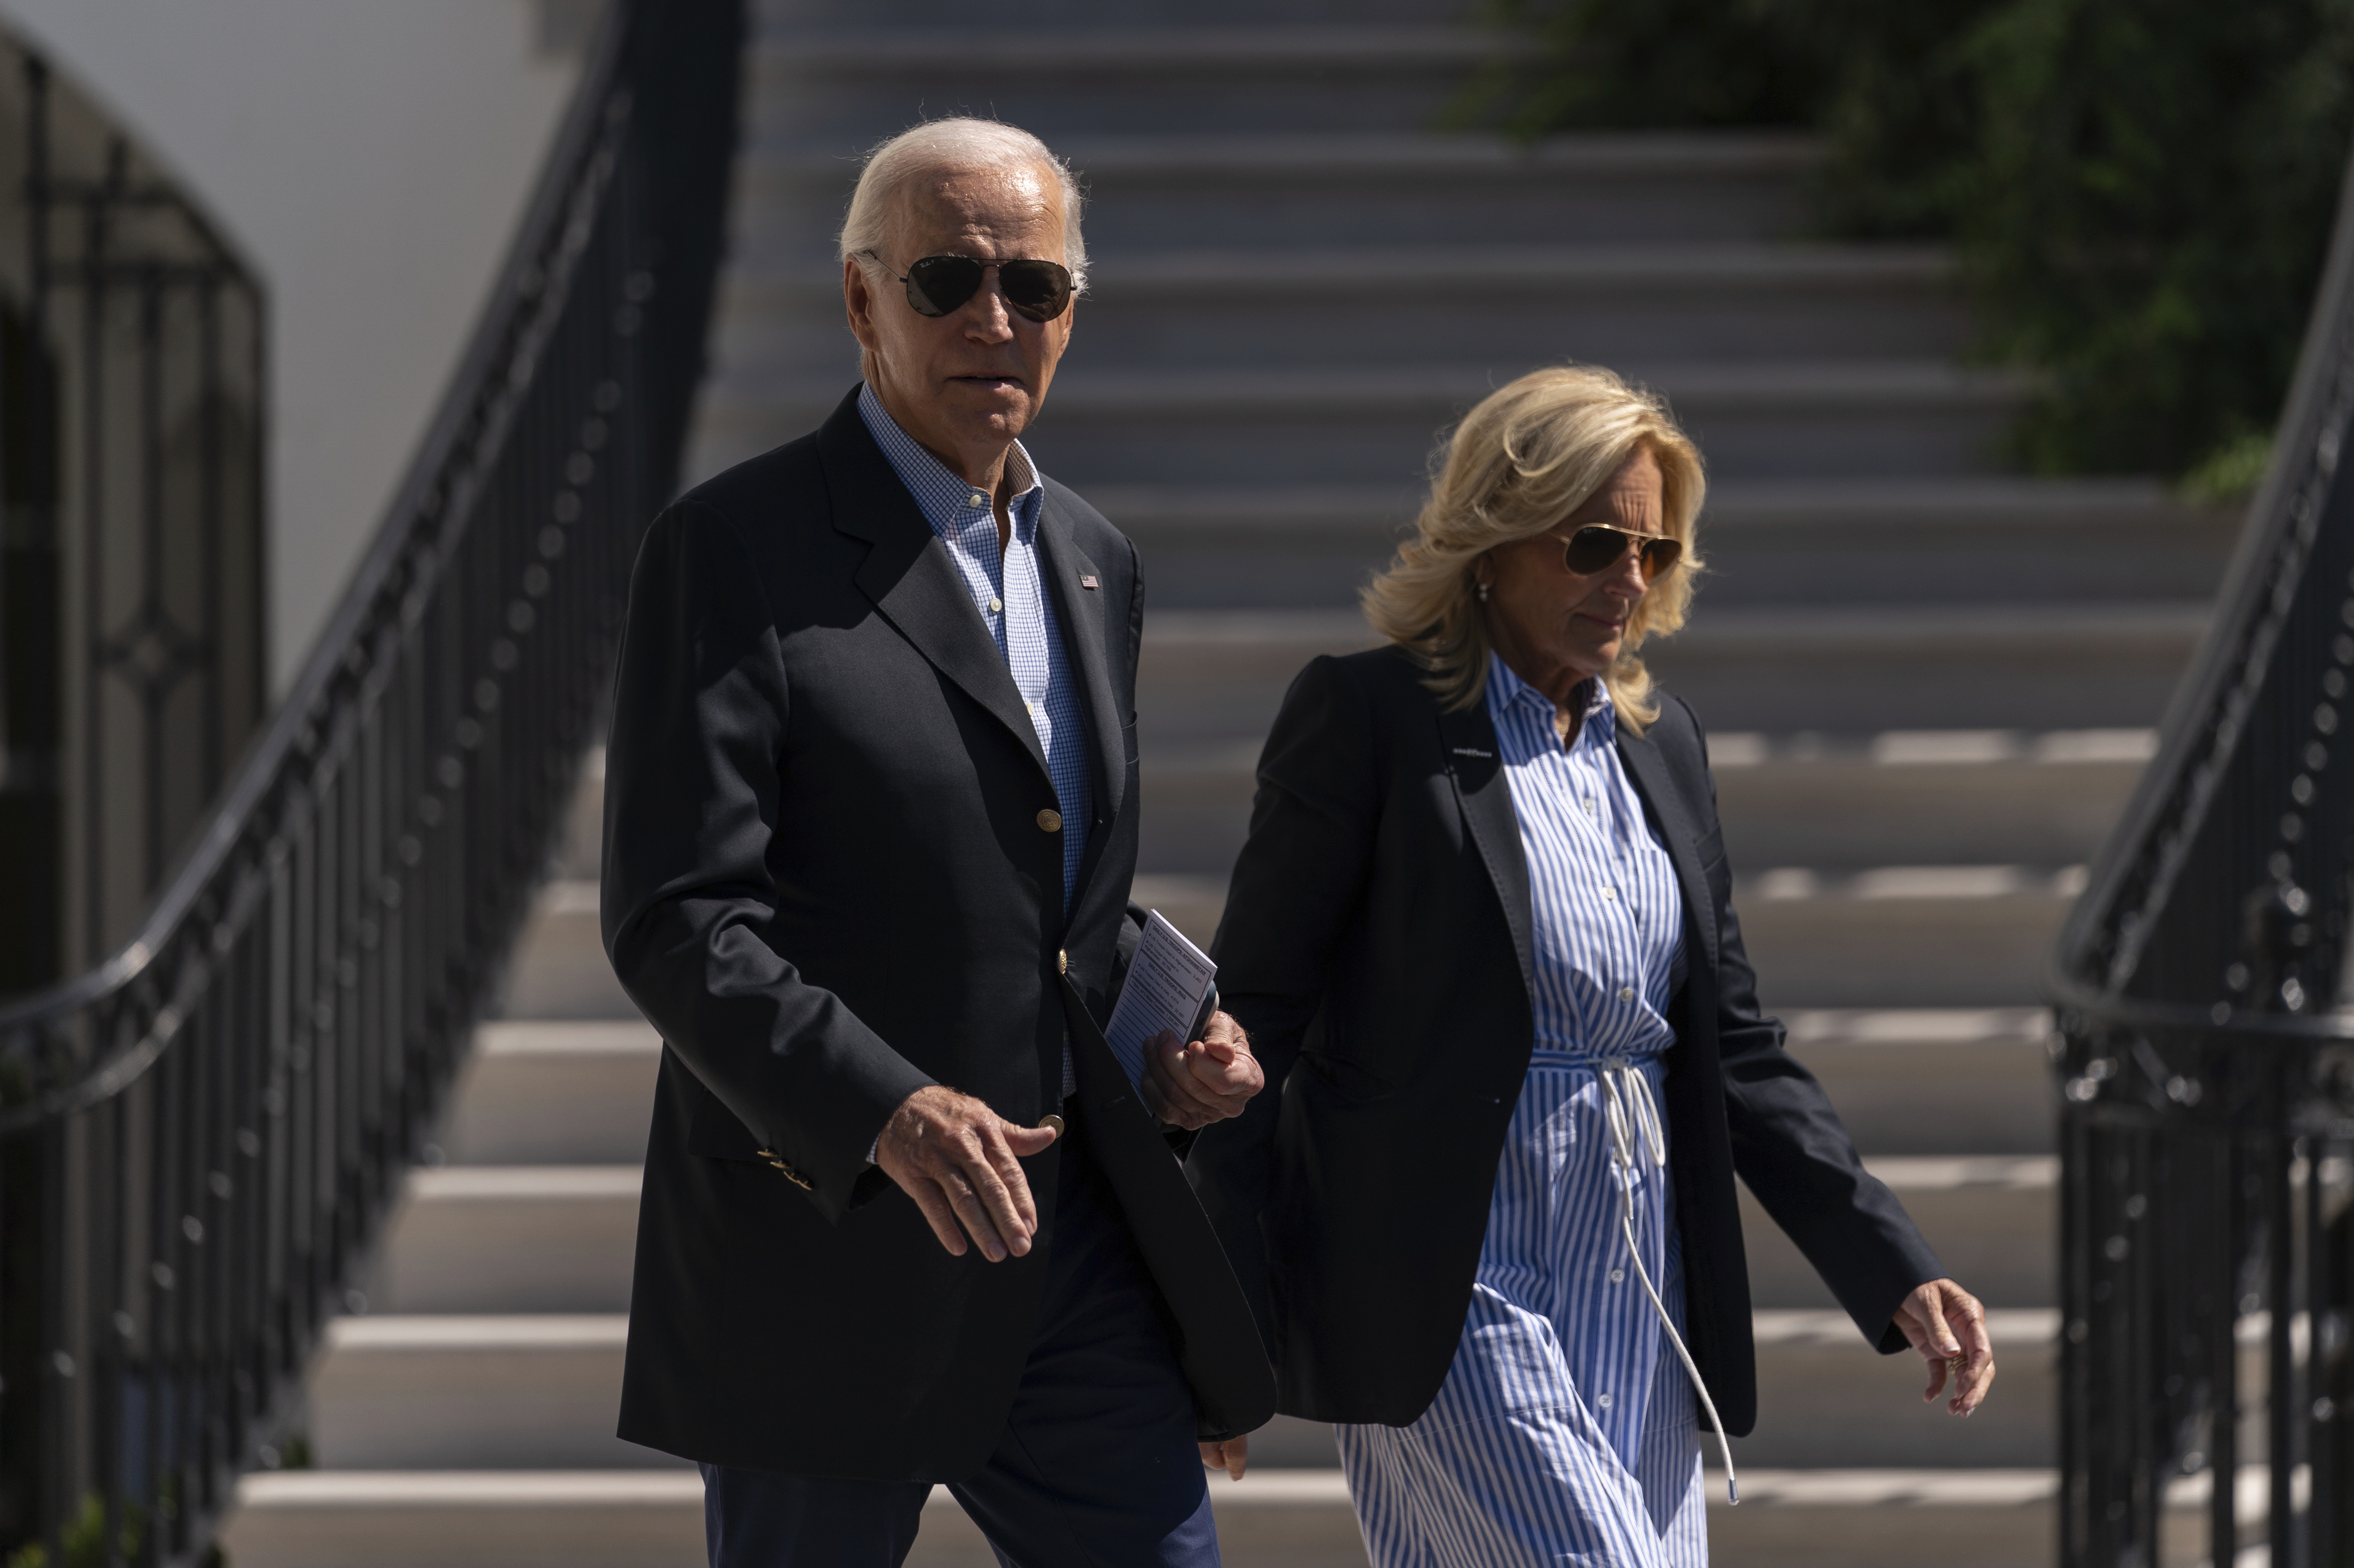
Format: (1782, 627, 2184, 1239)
(1186, 365, 1995, 1565)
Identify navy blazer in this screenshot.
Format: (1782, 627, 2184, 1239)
(1187, 646, 1944, 1435)
(601, 388, 1271, 1478)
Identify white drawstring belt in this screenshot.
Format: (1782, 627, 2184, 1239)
(1597, 1058, 1738, 1505)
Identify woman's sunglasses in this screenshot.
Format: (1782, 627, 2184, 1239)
(1552, 524, 1684, 582)
(859, 251, 1075, 323)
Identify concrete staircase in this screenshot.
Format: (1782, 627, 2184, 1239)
(222, 1, 2247, 1563)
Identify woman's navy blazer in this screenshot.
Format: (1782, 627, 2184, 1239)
(1187, 646, 1946, 1435)
(601, 389, 1270, 1478)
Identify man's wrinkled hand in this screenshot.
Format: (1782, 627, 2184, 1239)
(1893, 1277, 1996, 1416)
(1141, 1010, 1263, 1131)
(875, 1085, 1058, 1261)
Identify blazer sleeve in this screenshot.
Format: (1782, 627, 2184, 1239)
(1189, 655, 1382, 1342)
(1671, 695, 1947, 1353)
(601, 500, 935, 1221)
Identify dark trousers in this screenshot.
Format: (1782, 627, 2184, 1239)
(700, 1130, 1220, 1567)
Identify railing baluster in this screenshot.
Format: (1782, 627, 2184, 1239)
(0, 7, 740, 1557)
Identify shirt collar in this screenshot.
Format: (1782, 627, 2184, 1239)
(857, 381, 1044, 541)
(1486, 652, 1615, 747)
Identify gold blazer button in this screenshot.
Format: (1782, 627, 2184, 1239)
(1037, 1114, 1067, 1137)
(1036, 808, 1062, 833)
(1057, 949, 1068, 974)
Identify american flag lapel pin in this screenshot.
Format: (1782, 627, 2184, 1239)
(1079, 574, 1099, 590)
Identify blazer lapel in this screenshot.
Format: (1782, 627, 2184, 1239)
(1616, 727, 1721, 974)
(1437, 703, 1535, 998)
(817, 392, 1050, 781)
(1036, 497, 1126, 822)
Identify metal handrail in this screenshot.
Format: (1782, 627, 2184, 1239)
(0, 3, 742, 1561)
(2051, 144, 2354, 1568)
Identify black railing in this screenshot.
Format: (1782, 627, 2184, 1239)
(0, 3, 741, 1561)
(0, 42, 268, 1002)
(2054, 151, 2354, 1565)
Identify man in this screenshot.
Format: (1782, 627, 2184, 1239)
(600, 118, 1274, 1567)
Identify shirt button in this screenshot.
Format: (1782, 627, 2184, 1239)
(1597, 1393, 1614, 1410)
(1618, 986, 1634, 1002)
(989, 596, 1002, 613)
(1609, 1268, 1625, 1283)
(1600, 886, 1617, 902)
(967, 493, 987, 508)
(1037, 809, 1063, 833)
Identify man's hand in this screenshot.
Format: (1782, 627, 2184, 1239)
(1199, 1434, 1247, 1481)
(1196, 1431, 1252, 1469)
(875, 1086, 1059, 1262)
(1142, 1010, 1264, 1130)
(1893, 1278, 1996, 1416)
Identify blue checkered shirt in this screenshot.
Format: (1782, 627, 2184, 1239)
(857, 384, 1094, 912)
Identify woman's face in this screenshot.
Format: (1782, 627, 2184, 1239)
(1479, 443, 1668, 693)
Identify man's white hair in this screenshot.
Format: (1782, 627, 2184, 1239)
(838, 118, 1089, 293)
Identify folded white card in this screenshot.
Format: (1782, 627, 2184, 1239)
(1102, 909, 1217, 1092)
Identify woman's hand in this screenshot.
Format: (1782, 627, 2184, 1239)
(1143, 1011, 1264, 1129)
(1893, 1278, 1995, 1416)
(1199, 1433, 1248, 1480)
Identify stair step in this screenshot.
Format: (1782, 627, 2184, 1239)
(1787, 1008, 2053, 1156)
(714, 244, 1966, 375)
(758, 0, 1484, 33)
(438, 1021, 661, 1167)
(494, 880, 634, 1021)
(1138, 860, 2076, 1009)
(418, 1009, 2040, 1209)
(359, 1150, 2048, 1321)
(309, 1316, 676, 1470)
(303, 1308, 2052, 1472)
(1140, 726, 2154, 875)
(1736, 1309, 2054, 1469)
(724, 132, 1822, 268)
(694, 361, 2028, 490)
(1745, 1156, 2055, 1310)
(748, 27, 1496, 144)
(222, 1465, 2097, 1568)
(362, 1167, 640, 1314)
(1077, 476, 2237, 610)
(1132, 605, 2204, 744)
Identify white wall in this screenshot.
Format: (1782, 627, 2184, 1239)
(0, 0, 593, 691)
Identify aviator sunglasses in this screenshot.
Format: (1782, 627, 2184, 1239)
(860, 251, 1075, 323)
(1551, 524, 1684, 582)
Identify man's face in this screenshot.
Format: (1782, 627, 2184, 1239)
(844, 163, 1076, 478)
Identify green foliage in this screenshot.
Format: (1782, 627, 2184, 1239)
(2178, 430, 2276, 504)
(3, 1493, 142, 1568)
(1470, 0, 2354, 479)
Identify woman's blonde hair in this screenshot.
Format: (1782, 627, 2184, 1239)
(1362, 364, 1705, 733)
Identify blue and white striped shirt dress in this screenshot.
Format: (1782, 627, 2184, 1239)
(1334, 655, 1709, 1568)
